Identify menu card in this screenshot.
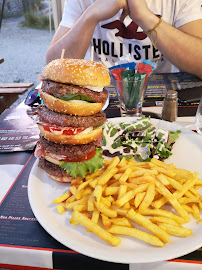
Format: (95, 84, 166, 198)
(0, 107, 39, 152)
(145, 72, 202, 99)
(0, 154, 66, 249)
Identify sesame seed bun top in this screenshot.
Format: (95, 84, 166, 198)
(42, 58, 110, 87)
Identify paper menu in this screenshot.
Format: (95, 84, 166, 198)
(0, 107, 39, 152)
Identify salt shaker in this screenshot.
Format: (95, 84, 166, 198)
(162, 90, 178, 122)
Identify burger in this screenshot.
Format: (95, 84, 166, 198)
(35, 58, 110, 182)
(38, 58, 109, 116)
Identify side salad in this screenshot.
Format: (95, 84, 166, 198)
(102, 116, 181, 161)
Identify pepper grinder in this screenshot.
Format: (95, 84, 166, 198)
(162, 90, 178, 122)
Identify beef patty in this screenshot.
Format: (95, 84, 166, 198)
(39, 135, 101, 160)
(37, 105, 106, 128)
(41, 80, 108, 104)
(38, 157, 67, 178)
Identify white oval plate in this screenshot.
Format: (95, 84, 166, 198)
(28, 117, 202, 264)
(102, 94, 109, 110)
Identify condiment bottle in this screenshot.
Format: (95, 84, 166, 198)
(162, 90, 178, 122)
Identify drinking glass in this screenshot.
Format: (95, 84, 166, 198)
(195, 96, 202, 135)
(113, 76, 148, 117)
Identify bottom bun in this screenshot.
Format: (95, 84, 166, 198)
(38, 89, 103, 116)
(47, 173, 73, 183)
(38, 124, 103, 145)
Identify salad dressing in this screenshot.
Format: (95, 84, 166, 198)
(102, 120, 152, 158)
(155, 129, 169, 142)
(102, 124, 122, 154)
(102, 117, 181, 161)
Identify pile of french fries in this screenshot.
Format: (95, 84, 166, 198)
(52, 157, 202, 247)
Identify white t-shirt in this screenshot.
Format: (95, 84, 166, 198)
(60, 0, 202, 73)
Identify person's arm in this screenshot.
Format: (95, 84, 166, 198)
(127, 0, 202, 79)
(46, 0, 128, 64)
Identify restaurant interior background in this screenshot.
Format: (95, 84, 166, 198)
(0, 0, 64, 109)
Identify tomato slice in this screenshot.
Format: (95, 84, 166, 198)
(60, 150, 96, 162)
(43, 125, 85, 135)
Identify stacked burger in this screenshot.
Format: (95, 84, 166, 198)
(35, 58, 110, 182)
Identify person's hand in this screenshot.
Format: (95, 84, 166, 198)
(87, 0, 128, 23)
(126, 0, 152, 24)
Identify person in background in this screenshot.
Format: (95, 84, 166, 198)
(46, 0, 202, 79)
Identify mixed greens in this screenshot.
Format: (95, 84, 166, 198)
(102, 116, 181, 162)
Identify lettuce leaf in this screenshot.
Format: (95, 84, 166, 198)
(58, 93, 95, 102)
(119, 154, 133, 160)
(59, 148, 103, 178)
(155, 143, 172, 159)
(168, 130, 181, 145)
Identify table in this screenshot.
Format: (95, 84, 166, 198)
(0, 83, 34, 115)
(0, 91, 201, 270)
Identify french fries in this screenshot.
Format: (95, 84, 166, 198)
(108, 225, 164, 247)
(52, 190, 71, 204)
(127, 209, 170, 244)
(72, 211, 120, 246)
(52, 157, 201, 247)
